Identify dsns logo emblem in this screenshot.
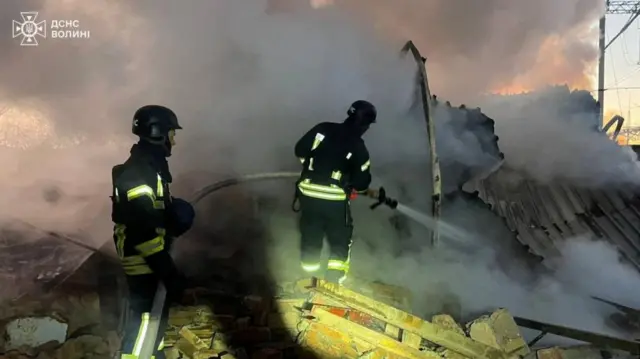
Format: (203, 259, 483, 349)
(12, 12, 46, 46)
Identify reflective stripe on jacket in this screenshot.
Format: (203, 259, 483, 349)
(294, 122, 372, 201)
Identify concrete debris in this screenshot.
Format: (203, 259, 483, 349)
(162, 278, 531, 359)
(3, 317, 67, 351)
(432, 314, 465, 336)
(466, 308, 529, 357)
(0, 332, 119, 359)
(51, 334, 114, 359)
(0, 268, 629, 359)
(0, 292, 102, 337)
(0, 287, 119, 359)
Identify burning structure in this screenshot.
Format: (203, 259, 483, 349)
(0, 1, 639, 358)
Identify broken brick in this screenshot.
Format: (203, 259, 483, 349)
(211, 332, 230, 351)
(467, 309, 529, 357)
(536, 347, 563, 359)
(432, 314, 465, 336)
(178, 326, 209, 354)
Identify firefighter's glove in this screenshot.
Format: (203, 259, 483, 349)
(168, 197, 195, 237)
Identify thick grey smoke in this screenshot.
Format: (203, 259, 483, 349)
(338, 0, 603, 101)
(479, 88, 640, 187)
(2, 0, 640, 346)
(0, 0, 419, 240)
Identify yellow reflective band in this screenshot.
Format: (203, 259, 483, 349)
(153, 200, 165, 209)
(121, 255, 153, 275)
(123, 264, 153, 275)
(327, 259, 350, 272)
(301, 262, 321, 272)
(331, 171, 342, 181)
(298, 180, 347, 200)
(115, 224, 126, 259)
(308, 157, 314, 171)
(346, 152, 352, 159)
(311, 133, 325, 150)
(298, 186, 345, 200)
(132, 313, 151, 356)
(299, 188, 346, 201)
(127, 185, 155, 201)
(157, 337, 165, 351)
(135, 235, 165, 257)
(156, 174, 164, 197)
(114, 187, 120, 202)
(299, 157, 305, 163)
(361, 160, 370, 171)
(299, 181, 345, 194)
(121, 255, 146, 265)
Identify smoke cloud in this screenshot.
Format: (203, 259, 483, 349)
(337, 0, 603, 100)
(2, 0, 640, 348)
(478, 88, 640, 188)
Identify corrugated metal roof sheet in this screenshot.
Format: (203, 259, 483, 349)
(0, 222, 93, 302)
(462, 166, 640, 270)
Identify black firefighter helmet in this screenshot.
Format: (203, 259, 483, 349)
(132, 105, 182, 154)
(344, 100, 376, 135)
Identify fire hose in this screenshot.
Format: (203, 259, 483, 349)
(190, 171, 301, 204)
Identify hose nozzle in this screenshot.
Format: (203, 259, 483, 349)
(369, 187, 398, 210)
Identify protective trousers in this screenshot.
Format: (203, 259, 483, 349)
(120, 274, 170, 359)
(299, 196, 353, 284)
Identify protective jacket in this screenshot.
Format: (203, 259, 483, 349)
(295, 122, 372, 200)
(111, 142, 188, 293)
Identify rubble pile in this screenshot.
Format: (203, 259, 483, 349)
(163, 278, 531, 359)
(0, 292, 120, 359)
(0, 246, 124, 359)
(0, 253, 630, 359)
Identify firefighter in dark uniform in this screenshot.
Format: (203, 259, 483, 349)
(112, 105, 195, 359)
(294, 100, 376, 285)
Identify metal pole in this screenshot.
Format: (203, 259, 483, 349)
(598, 12, 607, 128)
(400, 41, 441, 248)
(628, 96, 632, 145)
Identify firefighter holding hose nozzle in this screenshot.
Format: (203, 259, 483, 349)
(111, 105, 195, 359)
(293, 100, 378, 285)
